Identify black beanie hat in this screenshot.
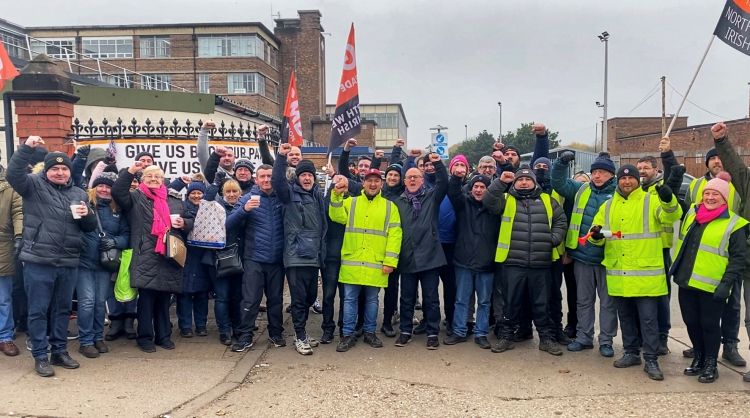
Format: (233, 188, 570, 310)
(91, 171, 117, 188)
(44, 152, 72, 172)
(135, 151, 155, 162)
(234, 159, 255, 172)
(705, 148, 718, 167)
(617, 164, 639, 182)
(514, 167, 537, 184)
(590, 152, 616, 175)
(469, 174, 491, 188)
(385, 163, 403, 176)
(295, 159, 316, 178)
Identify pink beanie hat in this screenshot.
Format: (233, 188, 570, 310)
(449, 154, 469, 172)
(703, 171, 732, 202)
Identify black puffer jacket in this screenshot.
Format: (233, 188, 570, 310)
(272, 154, 327, 268)
(483, 179, 567, 268)
(7, 145, 97, 267)
(112, 170, 192, 293)
(448, 176, 500, 272)
(394, 160, 448, 274)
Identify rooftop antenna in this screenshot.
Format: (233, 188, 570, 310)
(271, 4, 281, 20)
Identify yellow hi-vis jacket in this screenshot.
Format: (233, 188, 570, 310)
(642, 178, 676, 249)
(674, 206, 748, 294)
(329, 190, 402, 288)
(590, 187, 682, 297)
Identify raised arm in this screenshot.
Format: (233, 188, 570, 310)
(550, 152, 582, 201)
(531, 123, 549, 164)
(431, 155, 449, 204)
(712, 123, 750, 200)
(447, 175, 465, 213)
(271, 145, 292, 204)
(338, 139, 358, 181)
(483, 173, 513, 215)
(257, 124, 275, 165)
(197, 122, 212, 176)
(7, 138, 46, 197)
(112, 163, 140, 213)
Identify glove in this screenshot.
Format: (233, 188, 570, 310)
(13, 236, 22, 257)
(99, 237, 117, 251)
(558, 151, 575, 164)
(667, 165, 686, 186)
(713, 280, 732, 302)
(76, 144, 91, 157)
(213, 171, 227, 187)
(655, 184, 673, 203)
(590, 225, 604, 240)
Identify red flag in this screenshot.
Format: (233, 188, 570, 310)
(280, 71, 304, 147)
(328, 24, 361, 152)
(0, 41, 20, 91)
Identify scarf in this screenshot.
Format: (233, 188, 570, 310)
(404, 186, 425, 220)
(695, 203, 727, 225)
(138, 182, 171, 255)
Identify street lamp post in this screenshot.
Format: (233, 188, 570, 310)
(596, 101, 604, 151)
(497, 101, 502, 142)
(598, 31, 609, 152)
(465, 124, 468, 141)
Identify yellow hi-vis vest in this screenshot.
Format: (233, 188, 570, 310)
(674, 207, 748, 294)
(591, 187, 682, 297)
(550, 190, 566, 259)
(329, 191, 402, 288)
(565, 183, 591, 249)
(495, 193, 560, 263)
(689, 177, 741, 212)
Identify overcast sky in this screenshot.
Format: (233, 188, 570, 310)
(6, 0, 748, 150)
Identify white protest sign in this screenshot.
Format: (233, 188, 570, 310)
(85, 139, 269, 178)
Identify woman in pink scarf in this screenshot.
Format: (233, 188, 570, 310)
(671, 173, 748, 383)
(112, 161, 192, 353)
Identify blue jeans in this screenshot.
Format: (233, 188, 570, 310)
(76, 268, 111, 345)
(212, 271, 242, 336)
(342, 284, 379, 336)
(452, 267, 493, 338)
(24, 262, 78, 359)
(176, 292, 209, 331)
(0, 275, 14, 342)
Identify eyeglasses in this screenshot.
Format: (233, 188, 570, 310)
(406, 175, 423, 180)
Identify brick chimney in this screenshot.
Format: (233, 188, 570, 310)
(9, 54, 79, 155)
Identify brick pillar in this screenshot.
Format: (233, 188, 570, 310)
(9, 54, 79, 155)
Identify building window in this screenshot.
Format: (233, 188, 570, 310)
(227, 73, 265, 95)
(82, 37, 133, 59)
(198, 34, 263, 57)
(139, 36, 170, 58)
(83, 73, 134, 88)
(30, 38, 75, 60)
(269, 47, 278, 68)
(198, 73, 210, 94)
(1, 33, 25, 58)
(141, 73, 171, 91)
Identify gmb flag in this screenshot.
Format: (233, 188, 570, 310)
(328, 24, 361, 152)
(715, 0, 750, 55)
(280, 70, 303, 147)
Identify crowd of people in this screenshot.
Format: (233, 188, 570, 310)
(0, 119, 749, 385)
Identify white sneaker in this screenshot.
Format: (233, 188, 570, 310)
(306, 337, 320, 348)
(295, 338, 313, 355)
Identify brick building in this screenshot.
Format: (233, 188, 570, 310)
(608, 116, 750, 177)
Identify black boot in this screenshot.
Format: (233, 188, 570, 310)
(105, 319, 125, 341)
(124, 317, 137, 340)
(657, 334, 670, 356)
(644, 359, 664, 381)
(721, 343, 746, 367)
(683, 351, 705, 376)
(698, 357, 719, 383)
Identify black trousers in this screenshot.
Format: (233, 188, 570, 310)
(383, 269, 400, 327)
(136, 288, 172, 347)
(615, 296, 659, 361)
(563, 261, 577, 329)
(287, 266, 319, 340)
(679, 286, 725, 358)
(720, 279, 742, 344)
(12, 261, 27, 331)
(500, 266, 554, 340)
(236, 260, 284, 342)
(439, 243, 456, 328)
(321, 260, 343, 334)
(400, 268, 441, 336)
(491, 263, 504, 326)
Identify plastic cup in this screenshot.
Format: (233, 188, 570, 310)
(250, 195, 261, 202)
(70, 204, 82, 219)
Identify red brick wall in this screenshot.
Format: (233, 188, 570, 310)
(14, 99, 75, 154)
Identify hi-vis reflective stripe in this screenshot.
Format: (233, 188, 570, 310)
(383, 201, 392, 232)
(501, 216, 512, 223)
(608, 269, 664, 277)
(345, 227, 386, 237)
(718, 215, 742, 255)
(385, 251, 399, 258)
(570, 224, 581, 231)
(345, 197, 393, 237)
(341, 260, 382, 269)
(604, 192, 655, 238)
(497, 242, 510, 249)
(348, 197, 358, 227)
(690, 179, 701, 204)
(330, 200, 343, 208)
(388, 223, 401, 228)
(691, 273, 721, 286)
(643, 193, 651, 233)
(604, 199, 612, 231)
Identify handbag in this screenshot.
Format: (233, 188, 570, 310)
(94, 209, 121, 272)
(164, 229, 187, 268)
(214, 243, 243, 278)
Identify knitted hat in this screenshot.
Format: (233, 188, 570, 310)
(234, 159, 255, 172)
(469, 174, 491, 188)
(449, 154, 469, 173)
(295, 160, 316, 178)
(617, 164, 639, 182)
(91, 171, 117, 188)
(590, 152, 616, 175)
(533, 157, 552, 169)
(515, 167, 537, 184)
(704, 171, 732, 202)
(705, 148, 718, 167)
(135, 151, 155, 162)
(187, 181, 206, 195)
(384, 163, 403, 176)
(502, 145, 519, 155)
(44, 152, 72, 172)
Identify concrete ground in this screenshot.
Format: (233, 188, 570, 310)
(1, 283, 749, 418)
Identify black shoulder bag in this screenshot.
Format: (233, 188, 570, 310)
(94, 209, 122, 272)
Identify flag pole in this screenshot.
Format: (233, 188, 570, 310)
(665, 35, 716, 137)
(324, 152, 333, 196)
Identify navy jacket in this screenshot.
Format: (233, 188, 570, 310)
(80, 199, 130, 270)
(226, 185, 285, 264)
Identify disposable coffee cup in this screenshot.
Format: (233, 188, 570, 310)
(170, 214, 180, 224)
(70, 201, 83, 219)
(250, 195, 261, 202)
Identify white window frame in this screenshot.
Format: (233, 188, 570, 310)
(198, 34, 262, 58)
(30, 37, 75, 60)
(141, 73, 171, 91)
(139, 36, 170, 58)
(198, 73, 210, 94)
(81, 36, 133, 59)
(227, 73, 265, 95)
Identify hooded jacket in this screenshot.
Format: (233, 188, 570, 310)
(7, 145, 97, 268)
(447, 175, 499, 272)
(226, 184, 285, 264)
(0, 168, 22, 275)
